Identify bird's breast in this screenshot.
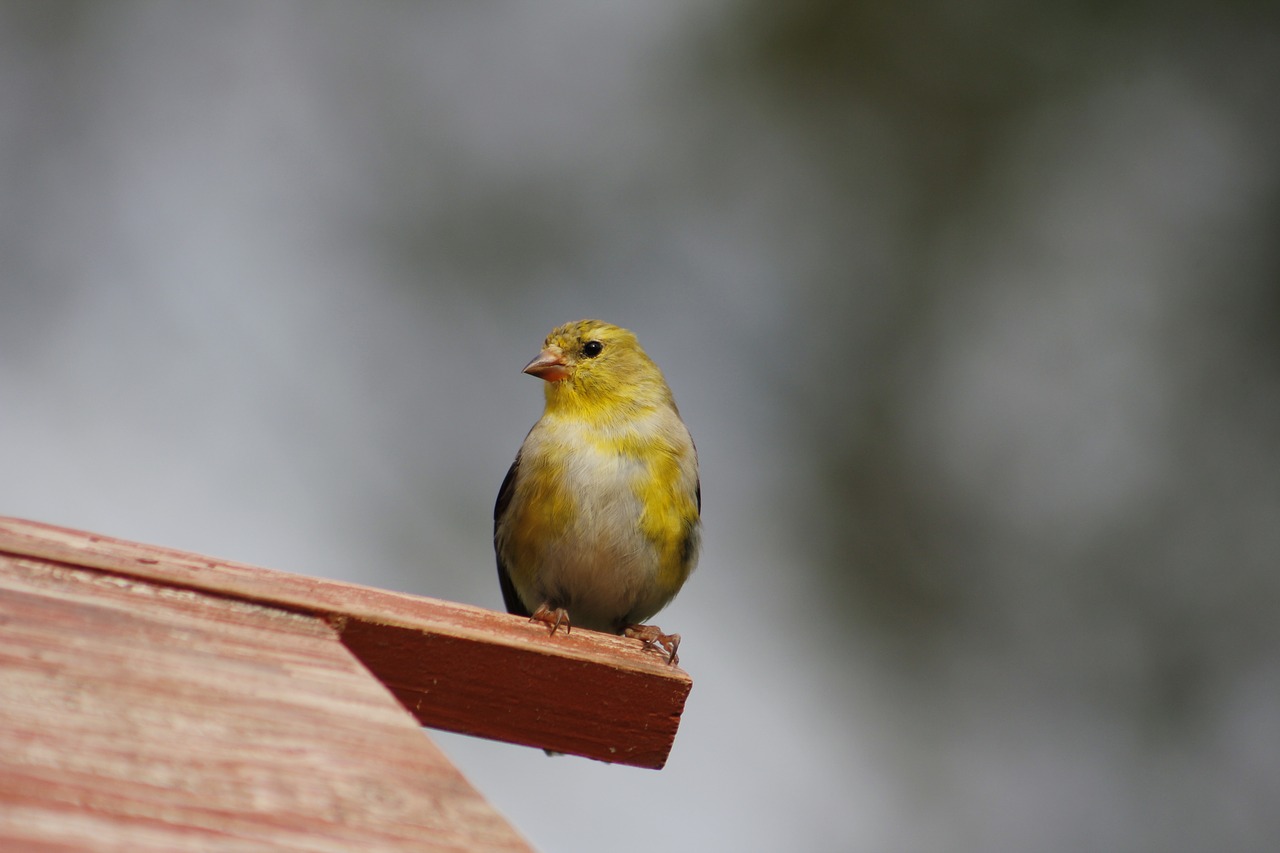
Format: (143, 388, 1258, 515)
(502, 413, 695, 630)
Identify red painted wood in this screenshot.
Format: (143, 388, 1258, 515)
(0, 554, 533, 852)
(341, 619, 690, 767)
(0, 517, 692, 767)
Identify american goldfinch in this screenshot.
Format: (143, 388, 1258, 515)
(494, 319, 700, 664)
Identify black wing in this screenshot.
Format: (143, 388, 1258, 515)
(692, 438, 701, 514)
(493, 454, 530, 617)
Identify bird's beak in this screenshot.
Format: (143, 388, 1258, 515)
(522, 346, 570, 382)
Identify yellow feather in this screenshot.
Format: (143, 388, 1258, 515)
(494, 320, 700, 650)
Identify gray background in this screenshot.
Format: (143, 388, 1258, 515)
(3, 2, 1279, 851)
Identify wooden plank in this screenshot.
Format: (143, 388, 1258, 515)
(0, 517, 692, 768)
(340, 618, 689, 768)
(0, 554, 533, 852)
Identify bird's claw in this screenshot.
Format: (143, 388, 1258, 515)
(530, 604, 571, 636)
(624, 624, 681, 665)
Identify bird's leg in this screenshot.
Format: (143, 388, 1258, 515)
(530, 603, 571, 636)
(624, 624, 681, 665)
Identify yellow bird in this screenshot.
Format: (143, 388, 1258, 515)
(494, 319, 700, 664)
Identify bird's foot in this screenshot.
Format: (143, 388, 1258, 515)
(624, 624, 681, 665)
(530, 604, 571, 636)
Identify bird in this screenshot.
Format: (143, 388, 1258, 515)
(494, 319, 700, 665)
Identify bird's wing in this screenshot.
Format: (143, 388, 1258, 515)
(493, 454, 530, 617)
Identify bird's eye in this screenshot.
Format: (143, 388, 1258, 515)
(582, 340, 604, 358)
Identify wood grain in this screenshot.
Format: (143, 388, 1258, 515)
(0, 517, 692, 768)
(0, 553, 532, 852)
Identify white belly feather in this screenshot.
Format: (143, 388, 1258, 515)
(516, 415, 674, 630)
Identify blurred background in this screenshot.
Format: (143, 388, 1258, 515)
(3, 2, 1279, 850)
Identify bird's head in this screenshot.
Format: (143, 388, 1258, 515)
(523, 319, 673, 417)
